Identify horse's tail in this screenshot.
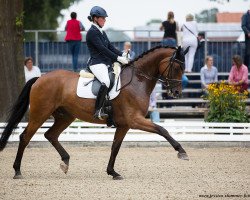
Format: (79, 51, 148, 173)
(0, 77, 39, 151)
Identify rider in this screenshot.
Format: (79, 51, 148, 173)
(86, 6, 129, 120)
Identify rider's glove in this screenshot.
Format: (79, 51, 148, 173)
(117, 56, 129, 64)
(122, 52, 127, 57)
(122, 51, 131, 60)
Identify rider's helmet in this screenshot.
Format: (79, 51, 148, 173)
(88, 6, 108, 21)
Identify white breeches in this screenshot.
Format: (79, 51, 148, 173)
(89, 64, 110, 87)
(182, 37, 198, 72)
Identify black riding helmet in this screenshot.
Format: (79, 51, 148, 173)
(87, 6, 108, 22)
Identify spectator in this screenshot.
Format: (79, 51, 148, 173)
(182, 74, 189, 89)
(122, 41, 136, 60)
(24, 57, 41, 83)
(161, 13, 185, 97)
(181, 14, 198, 73)
(200, 56, 218, 90)
(149, 87, 160, 122)
(65, 12, 85, 72)
(197, 32, 205, 49)
(228, 55, 248, 93)
(193, 32, 206, 72)
(241, 7, 250, 68)
(160, 11, 178, 47)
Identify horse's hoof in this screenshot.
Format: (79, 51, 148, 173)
(177, 152, 189, 161)
(13, 174, 23, 179)
(113, 175, 123, 180)
(60, 162, 69, 174)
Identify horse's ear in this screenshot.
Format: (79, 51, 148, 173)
(175, 46, 182, 58)
(183, 46, 190, 55)
(176, 46, 181, 54)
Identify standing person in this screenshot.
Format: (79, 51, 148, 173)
(65, 12, 85, 72)
(160, 11, 178, 47)
(197, 32, 205, 50)
(24, 57, 41, 83)
(181, 14, 198, 73)
(160, 11, 178, 98)
(241, 7, 250, 68)
(200, 56, 218, 90)
(86, 6, 129, 120)
(193, 32, 206, 72)
(122, 41, 136, 60)
(228, 55, 249, 93)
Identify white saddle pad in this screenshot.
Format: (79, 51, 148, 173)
(76, 63, 121, 100)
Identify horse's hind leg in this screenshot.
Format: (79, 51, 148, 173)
(13, 121, 46, 179)
(44, 110, 75, 174)
(13, 102, 56, 179)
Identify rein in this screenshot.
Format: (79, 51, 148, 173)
(116, 65, 135, 91)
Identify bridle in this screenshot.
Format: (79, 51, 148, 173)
(157, 53, 184, 87)
(116, 49, 184, 95)
(136, 50, 184, 89)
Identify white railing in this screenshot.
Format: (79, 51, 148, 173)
(0, 121, 250, 142)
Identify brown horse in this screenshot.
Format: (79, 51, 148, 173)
(0, 46, 189, 180)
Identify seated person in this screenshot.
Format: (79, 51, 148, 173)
(182, 74, 189, 89)
(228, 55, 248, 93)
(24, 57, 41, 82)
(122, 41, 136, 60)
(200, 56, 218, 90)
(149, 86, 160, 122)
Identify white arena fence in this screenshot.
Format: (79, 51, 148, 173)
(0, 121, 250, 142)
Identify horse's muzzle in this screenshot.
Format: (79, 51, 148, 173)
(171, 89, 182, 98)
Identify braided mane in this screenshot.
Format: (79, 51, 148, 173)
(128, 45, 176, 65)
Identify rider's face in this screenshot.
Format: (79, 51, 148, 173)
(96, 17, 106, 27)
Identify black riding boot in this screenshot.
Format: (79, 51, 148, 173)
(94, 83, 109, 120)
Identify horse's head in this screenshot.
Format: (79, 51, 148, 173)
(158, 46, 189, 98)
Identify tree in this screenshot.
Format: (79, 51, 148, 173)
(195, 8, 219, 23)
(24, 0, 80, 40)
(0, 0, 25, 121)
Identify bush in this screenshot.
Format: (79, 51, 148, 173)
(203, 81, 249, 122)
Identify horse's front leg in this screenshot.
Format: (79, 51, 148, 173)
(131, 116, 189, 160)
(107, 126, 129, 180)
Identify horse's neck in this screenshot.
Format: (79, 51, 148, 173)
(121, 63, 157, 97)
(121, 48, 170, 96)
(136, 56, 160, 76)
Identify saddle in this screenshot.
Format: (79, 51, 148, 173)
(78, 63, 121, 127)
(85, 66, 115, 96)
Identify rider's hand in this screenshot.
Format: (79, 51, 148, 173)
(122, 52, 127, 57)
(117, 56, 129, 64)
(122, 51, 131, 60)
